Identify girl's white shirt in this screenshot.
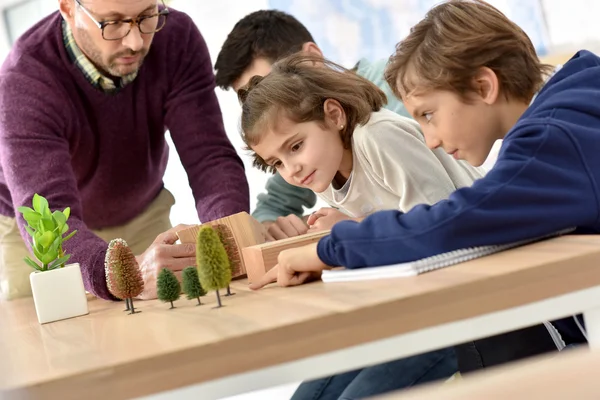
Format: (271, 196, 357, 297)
(318, 108, 486, 217)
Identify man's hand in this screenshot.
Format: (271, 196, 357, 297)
(262, 214, 309, 241)
(249, 242, 330, 289)
(136, 224, 197, 300)
(306, 207, 353, 232)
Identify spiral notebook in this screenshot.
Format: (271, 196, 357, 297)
(321, 229, 574, 283)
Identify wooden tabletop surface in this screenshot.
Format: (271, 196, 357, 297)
(376, 347, 598, 399)
(2, 235, 600, 399)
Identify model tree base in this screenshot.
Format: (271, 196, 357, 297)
(123, 298, 141, 314)
(212, 290, 224, 309)
(128, 298, 141, 315)
(224, 285, 236, 296)
(123, 297, 131, 312)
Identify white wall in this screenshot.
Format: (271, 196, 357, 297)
(0, 0, 55, 60)
(165, 0, 273, 225)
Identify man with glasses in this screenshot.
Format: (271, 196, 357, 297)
(0, 0, 249, 301)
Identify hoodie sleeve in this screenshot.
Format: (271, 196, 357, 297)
(317, 122, 599, 268)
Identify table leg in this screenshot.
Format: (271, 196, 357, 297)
(583, 307, 600, 348)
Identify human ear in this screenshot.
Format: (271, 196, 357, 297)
(58, 0, 75, 24)
(473, 66, 500, 105)
(323, 99, 346, 129)
(301, 42, 324, 58)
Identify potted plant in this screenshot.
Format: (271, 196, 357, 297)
(18, 193, 88, 324)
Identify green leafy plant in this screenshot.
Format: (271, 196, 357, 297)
(17, 193, 77, 272)
(182, 266, 206, 306)
(196, 225, 232, 308)
(213, 224, 238, 296)
(105, 238, 144, 314)
(156, 268, 181, 309)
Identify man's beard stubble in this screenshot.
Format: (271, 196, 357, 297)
(75, 27, 148, 78)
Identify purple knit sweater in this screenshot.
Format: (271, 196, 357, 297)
(0, 10, 250, 300)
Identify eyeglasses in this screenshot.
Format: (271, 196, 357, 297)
(74, 0, 170, 41)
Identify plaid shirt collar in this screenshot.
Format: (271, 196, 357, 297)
(62, 20, 137, 92)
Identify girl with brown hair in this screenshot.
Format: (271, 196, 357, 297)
(239, 54, 484, 233)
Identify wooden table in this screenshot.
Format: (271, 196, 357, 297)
(376, 347, 600, 399)
(2, 235, 600, 400)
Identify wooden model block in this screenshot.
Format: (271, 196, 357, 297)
(242, 230, 331, 283)
(176, 212, 268, 279)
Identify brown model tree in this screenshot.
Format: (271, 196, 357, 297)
(105, 238, 144, 314)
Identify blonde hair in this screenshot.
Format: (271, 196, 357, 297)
(385, 0, 553, 102)
(238, 53, 387, 172)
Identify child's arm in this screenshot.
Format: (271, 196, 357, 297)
(317, 124, 598, 269)
(252, 173, 317, 223)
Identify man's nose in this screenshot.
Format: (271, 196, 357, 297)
(121, 25, 143, 52)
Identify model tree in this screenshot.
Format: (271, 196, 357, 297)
(196, 225, 232, 308)
(105, 238, 144, 314)
(156, 268, 181, 309)
(213, 224, 238, 296)
(182, 266, 206, 305)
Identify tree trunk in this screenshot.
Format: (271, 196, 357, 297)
(169, 300, 175, 309)
(214, 290, 222, 308)
(225, 285, 236, 296)
(128, 298, 141, 315)
(123, 297, 131, 312)
(197, 297, 202, 306)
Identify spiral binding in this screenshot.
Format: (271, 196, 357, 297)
(322, 228, 574, 283)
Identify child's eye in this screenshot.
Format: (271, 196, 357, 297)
(423, 112, 433, 123)
(267, 160, 282, 174)
(291, 141, 303, 152)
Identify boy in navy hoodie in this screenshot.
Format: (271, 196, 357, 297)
(251, 0, 596, 367)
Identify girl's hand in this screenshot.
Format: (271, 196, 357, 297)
(249, 242, 330, 290)
(306, 207, 353, 231)
(262, 214, 309, 241)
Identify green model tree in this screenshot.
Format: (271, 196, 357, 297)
(213, 224, 238, 296)
(196, 225, 232, 308)
(182, 266, 207, 305)
(156, 268, 181, 309)
(105, 238, 144, 314)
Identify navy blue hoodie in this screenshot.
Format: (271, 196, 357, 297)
(317, 50, 600, 342)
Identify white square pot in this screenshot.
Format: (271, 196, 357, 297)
(30, 263, 89, 324)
